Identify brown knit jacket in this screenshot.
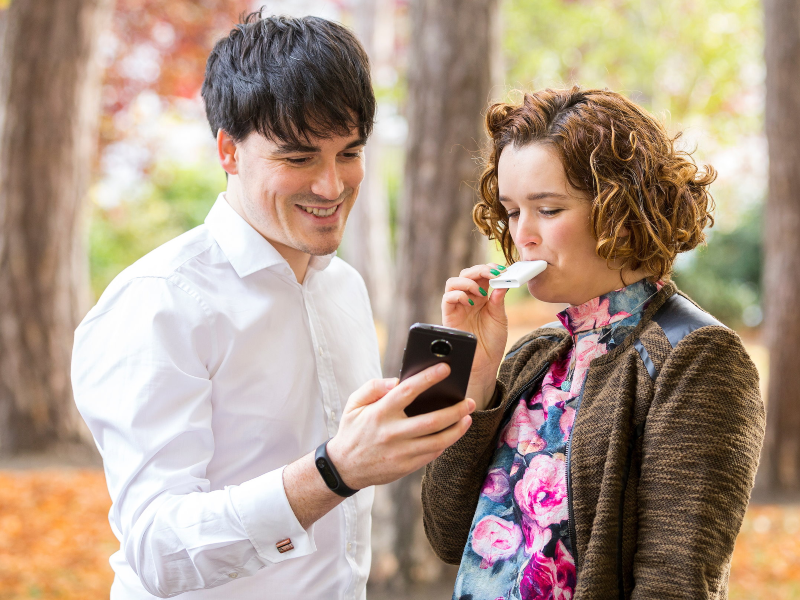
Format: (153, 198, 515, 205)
(421, 282, 765, 599)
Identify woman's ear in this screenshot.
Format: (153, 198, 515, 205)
(217, 129, 239, 176)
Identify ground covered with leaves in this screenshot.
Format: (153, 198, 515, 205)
(0, 470, 798, 599)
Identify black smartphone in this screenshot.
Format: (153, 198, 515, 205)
(399, 323, 477, 417)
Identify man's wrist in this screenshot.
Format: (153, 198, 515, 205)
(314, 439, 358, 497)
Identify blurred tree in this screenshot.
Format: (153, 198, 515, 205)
(383, 0, 497, 585)
(0, 0, 114, 454)
(88, 164, 224, 298)
(503, 0, 762, 142)
(760, 0, 800, 496)
(100, 0, 240, 151)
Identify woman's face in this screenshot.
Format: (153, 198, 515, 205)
(497, 142, 636, 306)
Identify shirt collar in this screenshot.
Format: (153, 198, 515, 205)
(204, 193, 336, 279)
(557, 277, 662, 336)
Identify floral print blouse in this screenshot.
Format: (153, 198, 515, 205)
(453, 278, 663, 600)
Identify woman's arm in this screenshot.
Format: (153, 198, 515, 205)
(421, 380, 510, 564)
(632, 327, 765, 599)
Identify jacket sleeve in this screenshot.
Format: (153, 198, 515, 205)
(632, 327, 765, 599)
(421, 380, 510, 564)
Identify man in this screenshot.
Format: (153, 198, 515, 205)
(72, 13, 475, 599)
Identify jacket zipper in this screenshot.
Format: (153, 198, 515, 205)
(565, 385, 586, 568)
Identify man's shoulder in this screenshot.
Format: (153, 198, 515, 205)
(93, 225, 219, 312)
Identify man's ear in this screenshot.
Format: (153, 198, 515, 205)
(217, 129, 239, 175)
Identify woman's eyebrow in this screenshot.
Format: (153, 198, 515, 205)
(525, 192, 569, 201)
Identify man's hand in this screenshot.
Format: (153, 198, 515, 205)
(283, 364, 474, 529)
(326, 363, 475, 490)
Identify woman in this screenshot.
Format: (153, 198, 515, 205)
(421, 87, 764, 600)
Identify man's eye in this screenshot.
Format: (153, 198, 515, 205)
(341, 152, 363, 160)
(285, 157, 310, 165)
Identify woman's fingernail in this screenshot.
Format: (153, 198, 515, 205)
(468, 299, 475, 306)
(479, 287, 487, 297)
(498, 265, 507, 271)
(490, 269, 500, 276)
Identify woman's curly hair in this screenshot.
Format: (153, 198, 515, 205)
(474, 87, 716, 280)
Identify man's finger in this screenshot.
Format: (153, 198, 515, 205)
(345, 377, 398, 411)
(381, 363, 451, 412)
(398, 397, 475, 437)
(408, 414, 473, 456)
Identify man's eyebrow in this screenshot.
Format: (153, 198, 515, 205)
(344, 137, 367, 149)
(273, 142, 320, 154)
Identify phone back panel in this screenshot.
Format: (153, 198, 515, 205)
(399, 324, 477, 417)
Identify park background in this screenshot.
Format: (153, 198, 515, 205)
(0, 0, 799, 598)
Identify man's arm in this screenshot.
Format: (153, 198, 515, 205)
(74, 276, 474, 597)
(284, 369, 475, 530)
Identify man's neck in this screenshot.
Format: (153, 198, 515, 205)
(224, 185, 311, 284)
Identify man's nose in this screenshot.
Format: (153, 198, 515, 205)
(310, 161, 345, 201)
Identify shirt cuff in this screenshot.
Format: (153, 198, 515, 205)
(229, 466, 316, 564)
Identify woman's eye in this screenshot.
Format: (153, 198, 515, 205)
(506, 210, 520, 220)
(540, 208, 562, 217)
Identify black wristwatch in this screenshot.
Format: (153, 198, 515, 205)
(315, 439, 358, 498)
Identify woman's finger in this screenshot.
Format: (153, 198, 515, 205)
(442, 289, 478, 309)
(444, 276, 490, 300)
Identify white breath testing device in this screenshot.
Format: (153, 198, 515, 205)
(488, 260, 548, 288)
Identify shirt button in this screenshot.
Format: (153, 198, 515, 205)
(319, 346, 324, 356)
(228, 572, 238, 579)
(330, 410, 337, 421)
(347, 542, 353, 552)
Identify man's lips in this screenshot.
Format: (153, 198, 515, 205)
(297, 203, 341, 218)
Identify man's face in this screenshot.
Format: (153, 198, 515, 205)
(224, 129, 366, 258)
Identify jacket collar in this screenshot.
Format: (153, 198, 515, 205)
(204, 193, 335, 279)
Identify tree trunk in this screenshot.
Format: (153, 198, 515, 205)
(343, 0, 395, 326)
(385, 0, 498, 584)
(0, 0, 113, 454)
(760, 0, 800, 496)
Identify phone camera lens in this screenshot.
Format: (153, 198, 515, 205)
(431, 339, 452, 357)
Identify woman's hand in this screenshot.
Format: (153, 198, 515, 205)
(442, 263, 509, 410)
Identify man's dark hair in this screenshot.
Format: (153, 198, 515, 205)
(201, 12, 375, 146)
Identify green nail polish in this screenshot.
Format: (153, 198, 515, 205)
(498, 265, 507, 271)
(468, 299, 475, 306)
(479, 287, 487, 296)
(490, 269, 500, 276)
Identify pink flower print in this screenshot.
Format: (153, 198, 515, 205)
(520, 514, 553, 555)
(518, 540, 577, 600)
(471, 514, 523, 569)
(501, 405, 547, 455)
(481, 468, 511, 503)
(565, 295, 631, 333)
(559, 406, 575, 440)
(514, 453, 569, 528)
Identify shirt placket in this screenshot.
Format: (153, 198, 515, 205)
(301, 283, 360, 600)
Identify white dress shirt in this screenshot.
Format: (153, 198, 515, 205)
(73, 194, 382, 599)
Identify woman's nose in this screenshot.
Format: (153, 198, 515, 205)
(514, 212, 541, 248)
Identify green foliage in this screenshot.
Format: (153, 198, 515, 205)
(502, 0, 763, 141)
(89, 164, 225, 299)
(673, 204, 762, 327)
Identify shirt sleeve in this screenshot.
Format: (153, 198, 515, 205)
(631, 327, 765, 599)
(72, 275, 316, 598)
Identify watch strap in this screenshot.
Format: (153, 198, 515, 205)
(314, 440, 358, 498)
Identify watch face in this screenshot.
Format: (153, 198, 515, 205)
(316, 457, 339, 489)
